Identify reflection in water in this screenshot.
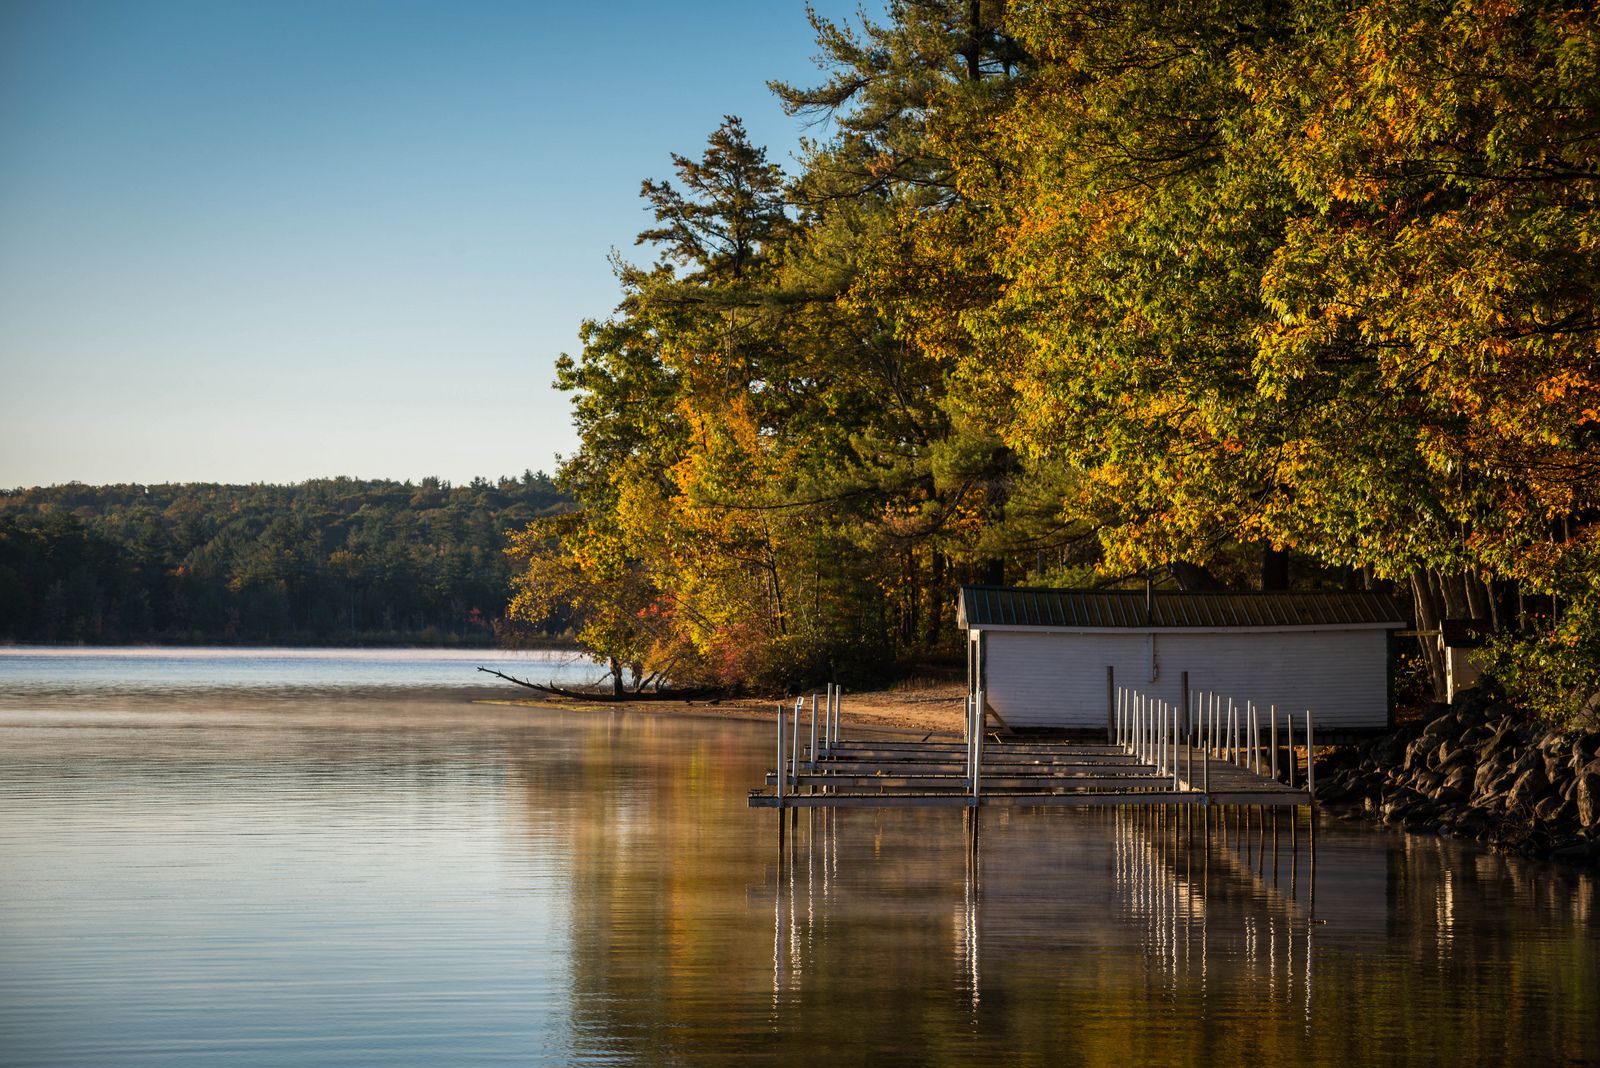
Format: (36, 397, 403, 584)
(521, 709, 1587, 1068)
(2, 675, 1597, 1067)
(770, 803, 1330, 1024)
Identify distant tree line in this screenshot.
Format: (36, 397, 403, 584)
(0, 475, 569, 645)
(510, 0, 1600, 718)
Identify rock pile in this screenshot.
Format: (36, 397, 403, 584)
(1315, 690, 1600, 865)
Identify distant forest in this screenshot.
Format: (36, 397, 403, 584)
(0, 476, 569, 645)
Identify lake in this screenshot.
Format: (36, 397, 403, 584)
(1, 649, 1596, 1066)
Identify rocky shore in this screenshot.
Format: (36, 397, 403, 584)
(1316, 690, 1600, 866)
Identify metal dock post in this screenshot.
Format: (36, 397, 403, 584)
(1270, 703, 1279, 781)
(791, 698, 802, 785)
(809, 693, 818, 767)
(776, 709, 786, 804)
(1306, 708, 1315, 802)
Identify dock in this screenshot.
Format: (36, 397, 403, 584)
(749, 685, 1316, 810)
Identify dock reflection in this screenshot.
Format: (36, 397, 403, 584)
(492, 713, 1598, 1065)
(1109, 805, 1318, 1017)
(769, 803, 1324, 1011)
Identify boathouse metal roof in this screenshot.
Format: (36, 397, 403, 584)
(957, 586, 1409, 631)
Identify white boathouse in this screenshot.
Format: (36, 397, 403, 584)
(959, 586, 1409, 734)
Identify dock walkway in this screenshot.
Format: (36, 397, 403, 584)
(749, 739, 1308, 809)
(748, 685, 1315, 810)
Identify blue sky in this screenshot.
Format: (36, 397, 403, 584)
(0, 0, 876, 487)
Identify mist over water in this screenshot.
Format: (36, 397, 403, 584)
(0, 652, 1595, 1066)
(0, 647, 607, 699)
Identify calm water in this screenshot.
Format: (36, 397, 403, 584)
(1, 652, 1596, 1066)
(0, 646, 607, 698)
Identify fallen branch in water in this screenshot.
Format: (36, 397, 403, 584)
(476, 666, 720, 702)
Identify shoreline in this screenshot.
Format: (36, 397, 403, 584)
(496, 683, 1600, 869)
(1316, 691, 1599, 866)
(477, 682, 969, 736)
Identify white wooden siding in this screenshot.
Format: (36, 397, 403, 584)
(982, 628, 1389, 730)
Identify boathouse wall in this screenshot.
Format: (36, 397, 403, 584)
(960, 587, 1408, 733)
(979, 627, 1392, 731)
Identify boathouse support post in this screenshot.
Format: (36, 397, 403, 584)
(1181, 672, 1189, 736)
(1107, 665, 1115, 744)
(966, 693, 979, 799)
(960, 693, 972, 783)
(969, 694, 978, 785)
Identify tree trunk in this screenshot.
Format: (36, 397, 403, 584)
(1465, 570, 1492, 623)
(1169, 561, 1224, 590)
(1260, 544, 1289, 591)
(965, 0, 983, 80)
(1410, 571, 1447, 701)
(609, 656, 623, 698)
(1438, 569, 1471, 621)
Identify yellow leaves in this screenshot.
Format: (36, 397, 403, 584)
(1328, 175, 1385, 204)
(1540, 369, 1596, 403)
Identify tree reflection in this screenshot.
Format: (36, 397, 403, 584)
(503, 715, 1600, 1066)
